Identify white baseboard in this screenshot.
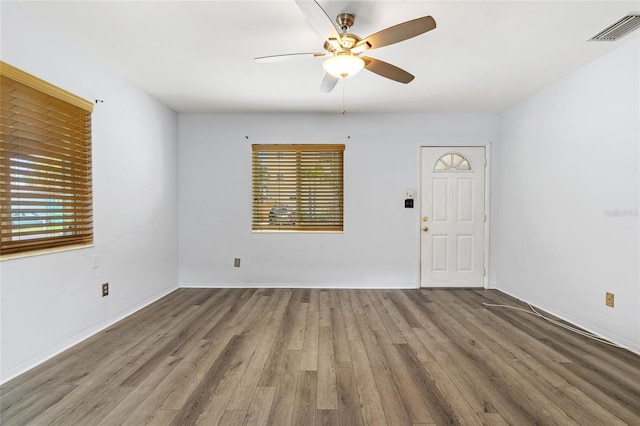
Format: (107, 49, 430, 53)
(496, 287, 640, 356)
(179, 283, 419, 290)
(1, 285, 178, 384)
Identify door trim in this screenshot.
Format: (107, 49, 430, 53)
(416, 143, 491, 289)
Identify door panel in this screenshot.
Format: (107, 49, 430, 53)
(432, 179, 448, 221)
(456, 235, 473, 271)
(421, 147, 486, 288)
(457, 179, 474, 222)
(432, 235, 448, 271)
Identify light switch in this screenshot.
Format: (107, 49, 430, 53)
(406, 189, 414, 199)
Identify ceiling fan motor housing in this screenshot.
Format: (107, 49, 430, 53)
(340, 34, 360, 49)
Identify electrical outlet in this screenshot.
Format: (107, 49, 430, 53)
(102, 283, 109, 297)
(234, 258, 241, 267)
(606, 292, 614, 307)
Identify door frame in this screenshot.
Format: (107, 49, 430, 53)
(416, 143, 492, 289)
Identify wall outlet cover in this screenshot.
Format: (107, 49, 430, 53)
(606, 292, 614, 307)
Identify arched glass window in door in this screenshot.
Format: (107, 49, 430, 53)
(434, 152, 472, 171)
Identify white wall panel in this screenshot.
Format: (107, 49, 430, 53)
(497, 37, 640, 353)
(178, 113, 498, 288)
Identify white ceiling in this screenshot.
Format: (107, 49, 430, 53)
(11, 1, 640, 114)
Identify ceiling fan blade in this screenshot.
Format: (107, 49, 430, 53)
(255, 52, 327, 63)
(363, 57, 415, 84)
(320, 73, 339, 92)
(295, 0, 340, 41)
(357, 16, 436, 51)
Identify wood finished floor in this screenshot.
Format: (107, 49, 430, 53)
(1, 288, 639, 425)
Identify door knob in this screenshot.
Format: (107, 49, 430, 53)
(423, 226, 429, 232)
(423, 216, 429, 222)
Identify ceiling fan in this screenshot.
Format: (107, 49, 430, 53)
(255, 0, 437, 93)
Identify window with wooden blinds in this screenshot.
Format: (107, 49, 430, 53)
(252, 144, 344, 232)
(1, 62, 93, 256)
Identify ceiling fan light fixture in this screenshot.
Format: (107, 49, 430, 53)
(323, 53, 365, 78)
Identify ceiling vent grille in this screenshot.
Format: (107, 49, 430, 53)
(589, 13, 640, 41)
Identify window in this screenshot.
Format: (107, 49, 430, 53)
(1, 62, 93, 256)
(252, 144, 344, 232)
(434, 152, 471, 171)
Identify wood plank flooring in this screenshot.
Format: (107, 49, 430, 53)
(1, 288, 639, 425)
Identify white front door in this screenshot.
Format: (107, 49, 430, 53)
(420, 147, 486, 288)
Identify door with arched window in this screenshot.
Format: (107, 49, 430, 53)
(420, 146, 487, 287)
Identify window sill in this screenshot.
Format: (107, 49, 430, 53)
(252, 230, 344, 234)
(0, 243, 94, 262)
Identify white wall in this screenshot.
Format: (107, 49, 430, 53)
(179, 112, 498, 288)
(497, 37, 640, 352)
(0, 3, 180, 382)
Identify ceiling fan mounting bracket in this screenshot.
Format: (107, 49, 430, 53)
(337, 13, 355, 32)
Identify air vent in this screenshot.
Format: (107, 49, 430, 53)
(589, 13, 640, 41)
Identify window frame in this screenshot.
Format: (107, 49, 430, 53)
(251, 144, 345, 233)
(1, 61, 94, 258)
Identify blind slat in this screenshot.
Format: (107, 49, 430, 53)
(2, 167, 91, 185)
(1, 132, 91, 162)
(1, 103, 91, 137)
(3, 189, 90, 202)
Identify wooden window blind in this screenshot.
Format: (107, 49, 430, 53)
(252, 144, 344, 232)
(1, 62, 93, 256)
